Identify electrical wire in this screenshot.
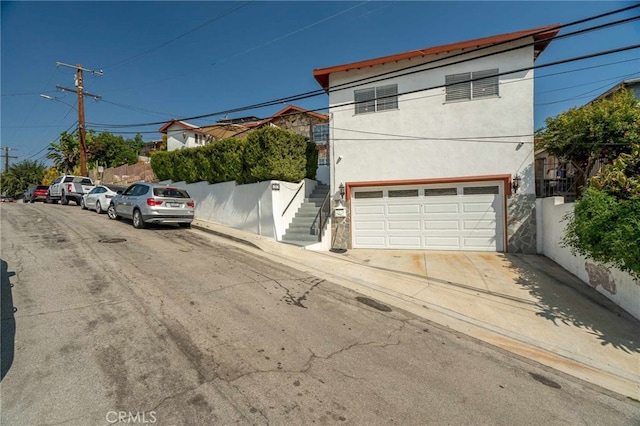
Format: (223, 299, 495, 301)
(85, 8, 640, 129)
(103, 2, 254, 71)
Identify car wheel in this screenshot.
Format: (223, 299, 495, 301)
(96, 201, 102, 214)
(23, 197, 27, 203)
(61, 191, 69, 205)
(30, 198, 35, 203)
(107, 204, 119, 220)
(81, 198, 87, 209)
(132, 209, 146, 229)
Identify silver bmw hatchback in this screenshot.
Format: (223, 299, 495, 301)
(107, 182, 195, 229)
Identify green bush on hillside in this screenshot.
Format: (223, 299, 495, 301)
(150, 127, 316, 185)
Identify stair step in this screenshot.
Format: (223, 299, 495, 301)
(282, 233, 318, 242)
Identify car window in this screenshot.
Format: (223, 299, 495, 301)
(79, 178, 93, 185)
(53, 177, 62, 184)
(63, 176, 74, 183)
(153, 187, 190, 198)
(126, 185, 147, 197)
(89, 187, 99, 194)
(123, 185, 137, 196)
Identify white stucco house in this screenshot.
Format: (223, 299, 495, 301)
(313, 24, 560, 253)
(159, 120, 215, 151)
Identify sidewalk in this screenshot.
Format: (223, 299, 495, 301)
(191, 219, 640, 400)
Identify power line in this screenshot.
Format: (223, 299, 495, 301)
(103, 2, 254, 71)
(85, 6, 640, 129)
(87, 42, 640, 132)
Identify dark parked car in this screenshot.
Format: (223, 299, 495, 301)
(107, 182, 195, 229)
(24, 185, 49, 203)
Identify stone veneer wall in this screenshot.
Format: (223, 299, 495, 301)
(271, 114, 327, 139)
(330, 200, 351, 250)
(507, 194, 537, 254)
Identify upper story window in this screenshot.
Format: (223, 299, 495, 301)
(354, 84, 398, 114)
(445, 69, 499, 102)
(312, 123, 329, 144)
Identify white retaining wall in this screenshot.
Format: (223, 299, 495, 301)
(537, 197, 640, 320)
(162, 179, 316, 241)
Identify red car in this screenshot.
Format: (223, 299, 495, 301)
(24, 185, 49, 203)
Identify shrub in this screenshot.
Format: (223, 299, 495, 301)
(242, 127, 308, 184)
(563, 187, 640, 278)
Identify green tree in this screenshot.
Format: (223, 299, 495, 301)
(47, 131, 79, 173)
(537, 88, 640, 194)
(88, 131, 140, 168)
(589, 143, 640, 199)
(0, 160, 47, 197)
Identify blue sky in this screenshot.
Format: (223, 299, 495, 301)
(2, 1, 639, 167)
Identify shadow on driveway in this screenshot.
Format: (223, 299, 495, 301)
(1, 259, 16, 381)
(506, 254, 640, 355)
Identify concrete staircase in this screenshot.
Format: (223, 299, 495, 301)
(281, 184, 330, 246)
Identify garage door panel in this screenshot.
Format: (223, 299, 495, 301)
(388, 220, 421, 230)
(462, 202, 495, 213)
(354, 236, 386, 247)
(423, 220, 460, 230)
(354, 204, 385, 215)
(424, 237, 462, 249)
(423, 203, 459, 214)
(389, 236, 421, 248)
(463, 237, 496, 251)
(354, 221, 385, 231)
(463, 219, 496, 230)
(387, 204, 421, 215)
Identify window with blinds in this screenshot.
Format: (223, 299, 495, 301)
(445, 69, 499, 101)
(355, 84, 398, 114)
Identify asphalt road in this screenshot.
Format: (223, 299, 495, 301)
(1, 201, 638, 425)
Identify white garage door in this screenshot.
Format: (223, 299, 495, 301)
(352, 182, 504, 251)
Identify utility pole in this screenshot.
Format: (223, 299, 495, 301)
(2, 147, 18, 172)
(54, 62, 102, 176)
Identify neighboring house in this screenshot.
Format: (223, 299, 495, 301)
(534, 77, 640, 201)
(139, 140, 164, 157)
(158, 106, 330, 182)
(591, 77, 640, 102)
(313, 24, 559, 253)
(159, 120, 214, 151)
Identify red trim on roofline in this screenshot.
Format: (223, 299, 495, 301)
(313, 24, 560, 90)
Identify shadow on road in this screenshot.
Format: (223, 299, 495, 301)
(1, 258, 16, 381)
(506, 254, 640, 355)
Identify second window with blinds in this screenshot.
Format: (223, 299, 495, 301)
(445, 69, 499, 102)
(354, 84, 398, 114)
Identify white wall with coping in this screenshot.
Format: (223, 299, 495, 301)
(328, 39, 536, 196)
(161, 179, 317, 241)
(537, 197, 640, 320)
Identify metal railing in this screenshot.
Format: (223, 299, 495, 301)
(281, 182, 304, 217)
(310, 192, 331, 241)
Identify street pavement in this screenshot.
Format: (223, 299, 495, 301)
(191, 219, 640, 401)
